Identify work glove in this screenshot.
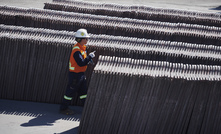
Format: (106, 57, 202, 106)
(89, 51, 96, 58)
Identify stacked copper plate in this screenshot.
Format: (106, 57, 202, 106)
(45, 0, 221, 27)
(0, 1, 221, 133)
(79, 55, 221, 134)
(0, 6, 220, 45)
(1, 24, 221, 106)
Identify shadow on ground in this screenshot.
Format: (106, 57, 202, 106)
(19, 112, 81, 127)
(0, 99, 82, 130)
(210, 5, 221, 11)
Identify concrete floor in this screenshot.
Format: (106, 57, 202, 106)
(0, 99, 83, 134)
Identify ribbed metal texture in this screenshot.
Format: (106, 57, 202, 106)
(0, 26, 73, 104)
(1, 24, 221, 106)
(0, 6, 221, 46)
(0, 2, 221, 133)
(79, 55, 221, 134)
(44, 0, 221, 27)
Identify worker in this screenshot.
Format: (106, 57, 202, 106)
(60, 28, 95, 115)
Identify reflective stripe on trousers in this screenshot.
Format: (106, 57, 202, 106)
(80, 94, 87, 99)
(64, 95, 72, 100)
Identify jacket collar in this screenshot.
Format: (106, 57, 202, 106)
(76, 43, 86, 51)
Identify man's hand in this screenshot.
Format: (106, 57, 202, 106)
(89, 51, 96, 58)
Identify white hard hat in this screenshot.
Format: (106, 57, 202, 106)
(75, 29, 90, 38)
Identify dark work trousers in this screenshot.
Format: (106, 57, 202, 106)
(60, 72, 87, 110)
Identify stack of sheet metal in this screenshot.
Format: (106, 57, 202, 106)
(0, 25, 74, 104)
(1, 24, 221, 106)
(0, 6, 220, 45)
(1, 2, 221, 132)
(44, 0, 221, 27)
(87, 34, 221, 66)
(78, 55, 221, 134)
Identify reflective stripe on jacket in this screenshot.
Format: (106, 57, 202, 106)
(69, 43, 87, 73)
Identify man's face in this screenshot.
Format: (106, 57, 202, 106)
(81, 38, 88, 45)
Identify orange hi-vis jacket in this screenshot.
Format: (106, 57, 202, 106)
(69, 43, 87, 73)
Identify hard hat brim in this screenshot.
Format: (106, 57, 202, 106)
(75, 34, 90, 38)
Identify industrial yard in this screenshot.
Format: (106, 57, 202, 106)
(0, 0, 221, 134)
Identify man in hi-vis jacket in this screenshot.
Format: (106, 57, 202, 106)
(60, 29, 95, 115)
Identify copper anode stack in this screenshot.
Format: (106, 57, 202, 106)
(0, 0, 221, 133)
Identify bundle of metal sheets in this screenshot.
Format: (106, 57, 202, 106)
(44, 0, 221, 27)
(0, 25, 74, 104)
(78, 55, 221, 134)
(0, 6, 221, 46)
(87, 34, 221, 66)
(1, 24, 221, 105)
(86, 34, 221, 84)
(1, 1, 220, 133)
